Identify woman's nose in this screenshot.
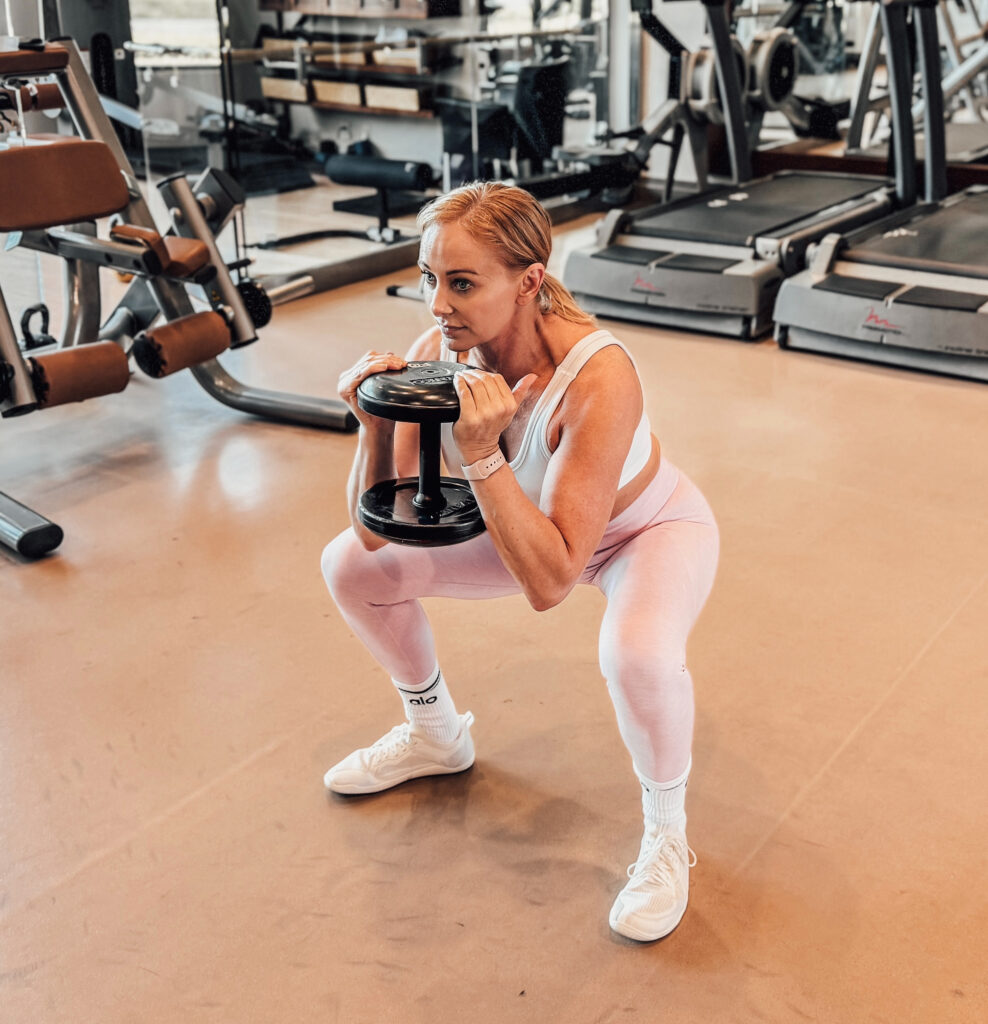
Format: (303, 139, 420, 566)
(429, 283, 453, 317)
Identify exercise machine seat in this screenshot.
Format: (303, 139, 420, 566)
(0, 138, 210, 279)
(0, 138, 128, 230)
(0, 43, 68, 75)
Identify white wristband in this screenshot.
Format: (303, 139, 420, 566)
(461, 449, 506, 480)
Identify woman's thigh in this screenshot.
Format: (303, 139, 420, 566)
(594, 474, 720, 663)
(322, 528, 523, 605)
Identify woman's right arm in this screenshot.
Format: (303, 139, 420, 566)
(338, 332, 441, 550)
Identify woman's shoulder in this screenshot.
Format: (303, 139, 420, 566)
(554, 321, 634, 374)
(561, 328, 642, 409)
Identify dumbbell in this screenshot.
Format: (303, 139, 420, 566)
(356, 361, 486, 546)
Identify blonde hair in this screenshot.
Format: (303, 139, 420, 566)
(416, 181, 596, 326)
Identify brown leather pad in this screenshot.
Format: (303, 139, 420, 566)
(109, 225, 210, 278)
(0, 45, 68, 74)
(1, 83, 64, 112)
(161, 236, 211, 278)
(0, 140, 129, 231)
(30, 342, 130, 409)
(133, 312, 230, 378)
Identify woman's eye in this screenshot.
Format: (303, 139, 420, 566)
(421, 272, 436, 286)
(452, 279, 471, 292)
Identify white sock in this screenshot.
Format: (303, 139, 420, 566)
(393, 666, 461, 744)
(637, 757, 691, 836)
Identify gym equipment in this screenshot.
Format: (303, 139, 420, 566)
(0, 38, 356, 559)
(846, 1, 988, 163)
(256, 154, 433, 251)
(253, 153, 435, 302)
(563, 0, 900, 340)
(356, 362, 486, 546)
(774, 2, 988, 381)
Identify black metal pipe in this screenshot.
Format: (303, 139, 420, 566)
(704, 0, 753, 184)
(879, 2, 918, 208)
(914, 1, 948, 202)
(413, 422, 445, 511)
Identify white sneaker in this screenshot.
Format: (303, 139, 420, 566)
(608, 830, 697, 942)
(324, 712, 475, 795)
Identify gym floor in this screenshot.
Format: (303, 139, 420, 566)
(2, 200, 986, 1023)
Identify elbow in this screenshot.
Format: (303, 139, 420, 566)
(354, 522, 389, 552)
(525, 579, 574, 613)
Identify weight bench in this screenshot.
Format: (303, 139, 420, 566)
(0, 38, 356, 558)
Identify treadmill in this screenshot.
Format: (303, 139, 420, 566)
(774, 1, 988, 382)
(562, 0, 899, 340)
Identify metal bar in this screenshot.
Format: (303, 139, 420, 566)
(158, 173, 256, 347)
(916, 3, 949, 202)
(938, 3, 981, 118)
(415, 422, 444, 511)
(0, 490, 63, 558)
(60, 229, 103, 348)
(0, 287, 37, 415)
(259, 238, 422, 296)
(705, 0, 753, 183)
(880, 2, 918, 207)
(638, 11, 686, 98)
(188, 362, 356, 431)
(846, 3, 885, 150)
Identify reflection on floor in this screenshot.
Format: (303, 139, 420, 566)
(2, 213, 987, 1023)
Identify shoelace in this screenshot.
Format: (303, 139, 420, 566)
(626, 834, 697, 887)
(364, 723, 414, 766)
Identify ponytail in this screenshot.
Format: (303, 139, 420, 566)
(538, 271, 596, 325)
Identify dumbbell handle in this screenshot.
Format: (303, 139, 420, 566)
(413, 422, 445, 512)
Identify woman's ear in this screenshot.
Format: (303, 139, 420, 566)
(516, 263, 546, 306)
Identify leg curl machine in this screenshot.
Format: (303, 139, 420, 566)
(0, 39, 356, 559)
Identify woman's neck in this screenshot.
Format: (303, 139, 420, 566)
(470, 312, 584, 387)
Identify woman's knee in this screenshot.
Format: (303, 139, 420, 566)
(321, 529, 376, 603)
(600, 630, 689, 697)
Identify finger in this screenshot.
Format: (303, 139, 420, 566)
(460, 369, 502, 404)
(511, 373, 538, 403)
(454, 372, 480, 415)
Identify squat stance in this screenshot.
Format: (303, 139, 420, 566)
(322, 182, 719, 942)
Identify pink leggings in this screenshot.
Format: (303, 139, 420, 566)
(321, 459, 719, 782)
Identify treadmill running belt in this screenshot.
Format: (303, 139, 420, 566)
(813, 275, 900, 300)
(630, 174, 882, 246)
(850, 190, 988, 272)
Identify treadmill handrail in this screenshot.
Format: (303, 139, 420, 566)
(701, 0, 753, 184)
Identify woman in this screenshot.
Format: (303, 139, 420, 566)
(321, 182, 719, 942)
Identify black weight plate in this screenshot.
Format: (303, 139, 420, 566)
(359, 477, 485, 546)
(357, 360, 477, 423)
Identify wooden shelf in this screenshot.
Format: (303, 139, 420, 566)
(259, 0, 461, 18)
(291, 98, 437, 118)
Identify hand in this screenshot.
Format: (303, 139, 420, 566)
(453, 369, 538, 466)
(338, 350, 407, 429)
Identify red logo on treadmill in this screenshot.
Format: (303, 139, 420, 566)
(632, 273, 662, 294)
(861, 306, 903, 334)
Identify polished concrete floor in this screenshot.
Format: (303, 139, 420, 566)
(2, 203, 987, 1023)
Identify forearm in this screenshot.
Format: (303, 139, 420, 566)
(347, 426, 398, 550)
(470, 466, 583, 610)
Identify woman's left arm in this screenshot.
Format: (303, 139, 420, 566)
(454, 347, 641, 610)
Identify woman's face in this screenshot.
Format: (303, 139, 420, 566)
(418, 222, 540, 352)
